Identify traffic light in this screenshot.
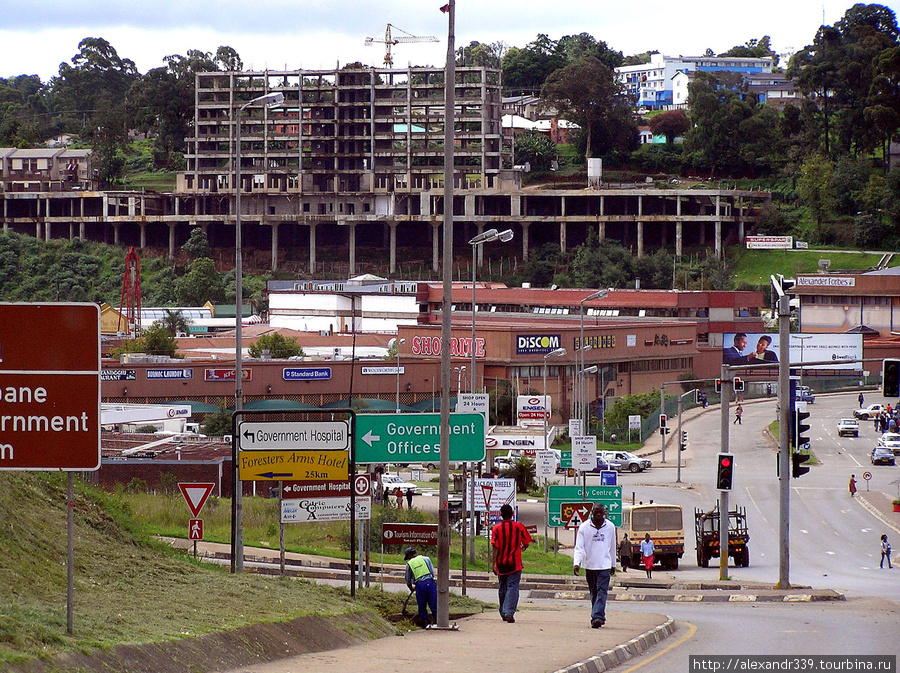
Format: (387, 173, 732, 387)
(659, 414, 669, 435)
(716, 453, 734, 491)
(733, 377, 744, 393)
(715, 378, 722, 394)
(883, 359, 900, 398)
(792, 451, 811, 478)
(680, 431, 688, 451)
(793, 409, 811, 451)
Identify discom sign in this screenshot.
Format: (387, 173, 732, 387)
(516, 334, 561, 354)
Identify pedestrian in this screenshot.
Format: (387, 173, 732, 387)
(701, 392, 708, 408)
(859, 392, 865, 408)
(380, 485, 390, 507)
(640, 533, 655, 579)
(404, 547, 437, 627)
(395, 487, 404, 509)
(573, 503, 616, 629)
(849, 474, 857, 498)
(881, 534, 893, 569)
(733, 404, 743, 425)
(491, 503, 533, 623)
(618, 533, 632, 573)
(405, 487, 414, 509)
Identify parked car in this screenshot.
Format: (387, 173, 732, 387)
(877, 432, 900, 455)
(600, 450, 652, 473)
(837, 418, 860, 437)
(854, 404, 886, 420)
(871, 446, 896, 466)
(795, 386, 815, 403)
(590, 457, 620, 473)
(380, 474, 418, 494)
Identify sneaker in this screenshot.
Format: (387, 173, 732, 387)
(506, 615, 515, 623)
(591, 619, 603, 629)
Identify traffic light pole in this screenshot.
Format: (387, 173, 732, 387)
(777, 293, 792, 589)
(719, 364, 731, 581)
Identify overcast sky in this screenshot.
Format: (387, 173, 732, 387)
(0, 0, 890, 82)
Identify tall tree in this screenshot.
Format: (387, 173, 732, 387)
(456, 41, 506, 68)
(648, 109, 690, 144)
(718, 36, 778, 65)
(541, 56, 635, 164)
(501, 34, 566, 92)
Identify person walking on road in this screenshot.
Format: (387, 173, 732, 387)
(640, 533, 655, 579)
(733, 404, 743, 425)
(404, 547, 437, 627)
(881, 534, 893, 569)
(859, 392, 865, 408)
(618, 533, 632, 573)
(573, 504, 616, 629)
(491, 503, 533, 623)
(849, 474, 857, 497)
(405, 487, 414, 509)
(395, 487, 404, 509)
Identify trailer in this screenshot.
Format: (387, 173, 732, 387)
(694, 505, 750, 568)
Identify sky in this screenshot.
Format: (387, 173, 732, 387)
(0, 0, 896, 82)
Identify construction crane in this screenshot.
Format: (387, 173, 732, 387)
(118, 246, 142, 338)
(364, 24, 438, 68)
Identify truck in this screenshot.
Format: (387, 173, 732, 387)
(694, 505, 750, 568)
(618, 503, 684, 570)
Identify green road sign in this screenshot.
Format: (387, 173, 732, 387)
(548, 484, 622, 528)
(355, 413, 485, 464)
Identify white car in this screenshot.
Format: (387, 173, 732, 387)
(837, 419, 860, 437)
(380, 474, 418, 494)
(854, 404, 886, 420)
(878, 432, 900, 455)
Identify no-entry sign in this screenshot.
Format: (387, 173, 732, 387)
(0, 303, 100, 470)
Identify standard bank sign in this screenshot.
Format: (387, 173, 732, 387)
(516, 334, 561, 354)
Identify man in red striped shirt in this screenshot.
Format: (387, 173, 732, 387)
(491, 503, 533, 623)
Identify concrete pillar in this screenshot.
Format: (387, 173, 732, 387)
(128, 196, 136, 217)
(432, 222, 440, 273)
(661, 221, 667, 248)
(168, 222, 177, 259)
(465, 193, 475, 218)
(599, 195, 605, 241)
(271, 222, 280, 271)
(510, 194, 521, 217)
(475, 224, 485, 266)
(113, 223, 120, 246)
(699, 222, 706, 246)
(389, 222, 398, 274)
(521, 222, 530, 262)
(348, 223, 357, 276)
(140, 223, 147, 249)
(637, 221, 644, 258)
(309, 223, 317, 274)
(676, 221, 683, 257)
(44, 221, 51, 241)
(715, 195, 722, 259)
(80, 222, 86, 240)
(69, 223, 75, 241)
(560, 221, 567, 254)
(35, 222, 41, 240)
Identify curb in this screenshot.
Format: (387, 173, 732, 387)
(531, 589, 844, 603)
(553, 618, 677, 673)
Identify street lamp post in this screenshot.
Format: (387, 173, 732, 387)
(542, 347, 567, 450)
(468, 228, 513, 394)
(232, 90, 283, 574)
(454, 366, 467, 397)
(394, 338, 406, 411)
(579, 290, 609, 431)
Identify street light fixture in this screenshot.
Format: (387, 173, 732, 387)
(579, 290, 609, 432)
(542, 347, 567, 454)
(468, 228, 513, 394)
(232, 90, 283, 574)
(454, 365, 467, 396)
(394, 338, 406, 411)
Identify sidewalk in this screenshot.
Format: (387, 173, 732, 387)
(212, 607, 675, 673)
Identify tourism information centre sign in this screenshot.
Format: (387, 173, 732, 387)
(0, 303, 100, 470)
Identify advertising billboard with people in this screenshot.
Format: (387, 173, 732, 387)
(722, 333, 862, 369)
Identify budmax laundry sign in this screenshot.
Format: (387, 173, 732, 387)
(516, 334, 561, 354)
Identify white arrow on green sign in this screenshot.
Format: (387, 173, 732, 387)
(355, 413, 486, 464)
(548, 484, 622, 528)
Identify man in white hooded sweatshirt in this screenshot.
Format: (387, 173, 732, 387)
(573, 503, 616, 628)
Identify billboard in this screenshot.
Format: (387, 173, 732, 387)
(723, 333, 862, 369)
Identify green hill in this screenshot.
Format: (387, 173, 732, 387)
(0, 472, 397, 671)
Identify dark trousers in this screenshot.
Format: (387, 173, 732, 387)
(585, 568, 611, 623)
(414, 578, 437, 624)
(498, 570, 522, 618)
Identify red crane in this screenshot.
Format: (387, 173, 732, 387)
(118, 247, 142, 337)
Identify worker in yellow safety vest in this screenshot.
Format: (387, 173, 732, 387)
(404, 547, 437, 627)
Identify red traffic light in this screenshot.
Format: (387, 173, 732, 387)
(720, 456, 732, 468)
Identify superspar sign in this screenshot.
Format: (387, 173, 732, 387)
(0, 303, 101, 470)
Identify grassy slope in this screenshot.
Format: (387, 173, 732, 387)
(732, 249, 894, 288)
(0, 473, 409, 666)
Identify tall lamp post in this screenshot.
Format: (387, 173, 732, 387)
(579, 290, 609, 430)
(454, 366, 467, 397)
(231, 90, 283, 574)
(394, 338, 406, 411)
(795, 334, 811, 390)
(468, 228, 513, 394)
(542, 347, 567, 451)
(581, 364, 598, 432)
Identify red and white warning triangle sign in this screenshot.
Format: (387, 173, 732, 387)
(480, 484, 494, 510)
(178, 483, 215, 517)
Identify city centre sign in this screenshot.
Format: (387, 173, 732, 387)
(0, 303, 100, 470)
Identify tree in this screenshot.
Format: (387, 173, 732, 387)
(139, 322, 180, 357)
(181, 227, 212, 259)
(501, 34, 566, 92)
(719, 36, 779, 65)
(556, 33, 623, 69)
(797, 153, 835, 228)
(174, 257, 226, 305)
(202, 406, 234, 436)
(456, 41, 506, 68)
(513, 130, 557, 170)
(648, 109, 689, 144)
(159, 309, 189, 338)
(248, 332, 304, 359)
(541, 56, 635, 164)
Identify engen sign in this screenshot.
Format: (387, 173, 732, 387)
(0, 303, 101, 470)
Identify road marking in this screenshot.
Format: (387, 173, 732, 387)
(619, 621, 697, 673)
